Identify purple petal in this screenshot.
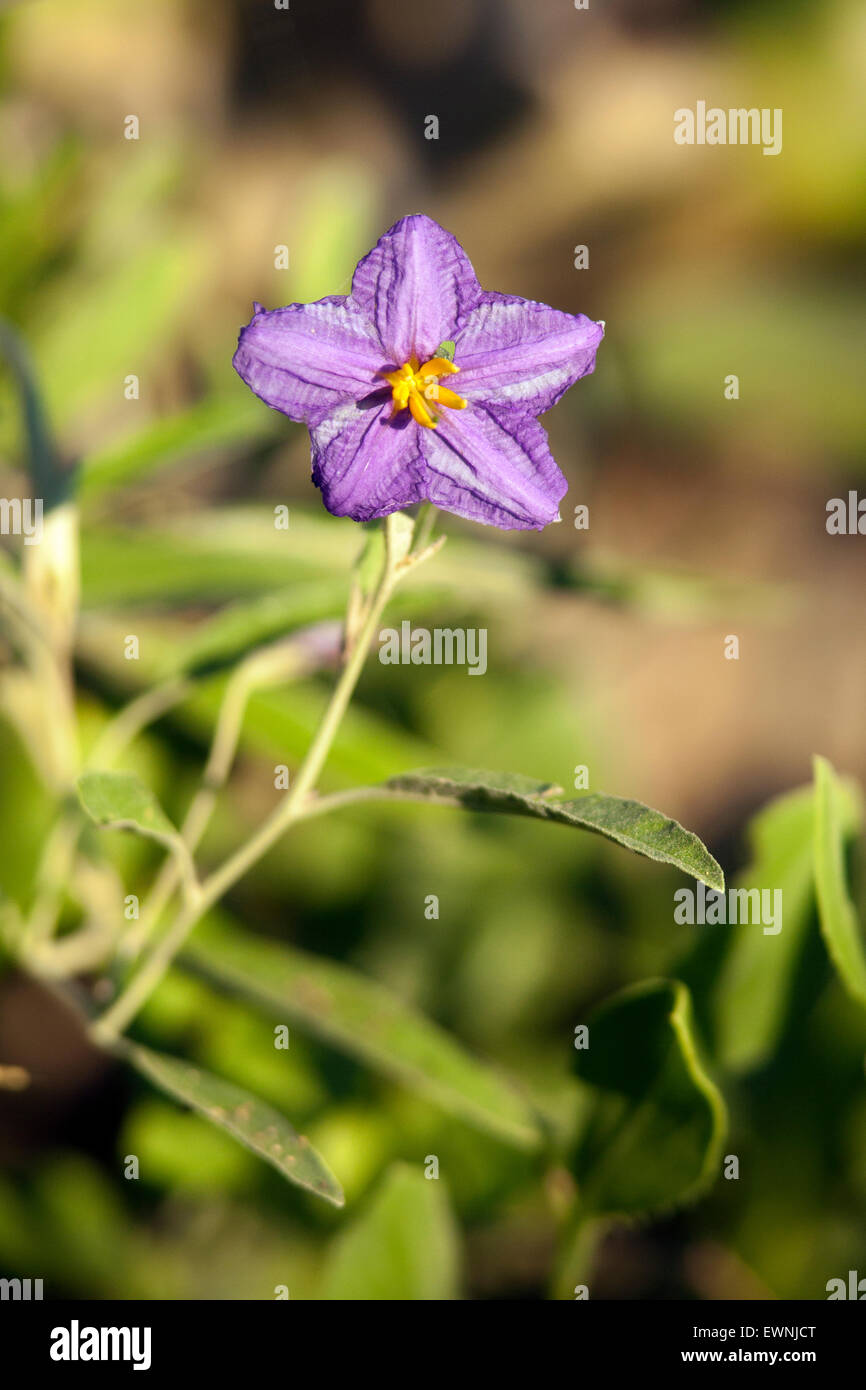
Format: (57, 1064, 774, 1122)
(454, 292, 604, 415)
(350, 214, 482, 366)
(233, 296, 386, 426)
(420, 404, 567, 531)
(310, 399, 426, 521)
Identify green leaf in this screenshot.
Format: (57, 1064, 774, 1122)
(124, 1042, 344, 1206)
(712, 778, 862, 1071)
(572, 979, 726, 1217)
(183, 922, 541, 1149)
(813, 756, 866, 1006)
(77, 770, 177, 844)
(76, 770, 194, 885)
(383, 768, 724, 891)
(712, 786, 816, 1072)
(321, 1163, 458, 1299)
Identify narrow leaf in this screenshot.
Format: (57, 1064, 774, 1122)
(383, 768, 724, 891)
(125, 1042, 344, 1206)
(322, 1163, 458, 1299)
(183, 922, 540, 1149)
(813, 756, 866, 1005)
(572, 979, 727, 1217)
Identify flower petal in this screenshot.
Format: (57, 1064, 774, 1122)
(420, 403, 567, 531)
(454, 291, 604, 415)
(233, 296, 386, 426)
(350, 214, 482, 366)
(310, 398, 426, 521)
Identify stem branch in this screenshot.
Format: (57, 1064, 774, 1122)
(92, 513, 430, 1042)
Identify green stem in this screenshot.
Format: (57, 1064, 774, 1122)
(91, 513, 429, 1043)
(119, 665, 255, 963)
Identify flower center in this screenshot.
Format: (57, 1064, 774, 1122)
(381, 355, 467, 429)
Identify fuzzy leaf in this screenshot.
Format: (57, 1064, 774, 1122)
(383, 768, 724, 891)
(125, 1043, 344, 1206)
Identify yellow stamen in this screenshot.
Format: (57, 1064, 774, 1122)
(417, 357, 460, 379)
(430, 385, 467, 411)
(381, 354, 466, 428)
(409, 392, 436, 428)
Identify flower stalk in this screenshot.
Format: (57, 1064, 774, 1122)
(90, 509, 441, 1043)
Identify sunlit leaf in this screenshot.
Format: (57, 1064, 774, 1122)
(321, 1163, 458, 1299)
(382, 768, 724, 890)
(183, 922, 541, 1149)
(572, 979, 726, 1216)
(125, 1042, 344, 1206)
(813, 756, 866, 1006)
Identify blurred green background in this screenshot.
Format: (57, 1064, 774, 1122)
(1, 0, 865, 1299)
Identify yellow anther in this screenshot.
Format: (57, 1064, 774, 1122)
(417, 357, 460, 379)
(381, 354, 466, 427)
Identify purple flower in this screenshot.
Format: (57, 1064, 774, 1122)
(233, 214, 603, 531)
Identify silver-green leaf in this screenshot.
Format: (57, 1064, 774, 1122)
(382, 767, 724, 891)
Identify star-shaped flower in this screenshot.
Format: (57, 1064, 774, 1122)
(233, 214, 604, 531)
